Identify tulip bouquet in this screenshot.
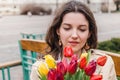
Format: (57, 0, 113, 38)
(37, 46, 107, 80)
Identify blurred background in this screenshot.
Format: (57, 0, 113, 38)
(0, 0, 120, 80)
(0, 0, 119, 16)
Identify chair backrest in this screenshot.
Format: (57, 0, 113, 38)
(19, 39, 48, 80)
(21, 33, 46, 40)
(97, 50, 120, 76)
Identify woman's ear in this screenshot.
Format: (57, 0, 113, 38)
(56, 29, 60, 35)
(88, 32, 91, 39)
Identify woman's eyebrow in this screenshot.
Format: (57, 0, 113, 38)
(79, 25, 87, 28)
(62, 23, 70, 25)
(80, 23, 88, 26)
(79, 24, 88, 27)
(62, 23, 88, 27)
(62, 23, 72, 26)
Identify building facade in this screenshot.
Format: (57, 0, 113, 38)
(0, 0, 116, 16)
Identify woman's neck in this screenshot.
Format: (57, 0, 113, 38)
(74, 50, 82, 58)
(74, 49, 87, 58)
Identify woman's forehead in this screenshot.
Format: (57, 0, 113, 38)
(62, 12, 89, 26)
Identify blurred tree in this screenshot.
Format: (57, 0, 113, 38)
(98, 38, 120, 54)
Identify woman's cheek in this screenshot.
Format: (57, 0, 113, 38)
(61, 36, 68, 46)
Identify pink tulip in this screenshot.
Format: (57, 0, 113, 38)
(68, 59, 78, 75)
(47, 69, 56, 80)
(71, 54, 78, 61)
(84, 60, 97, 76)
(57, 62, 67, 75)
(47, 69, 64, 80)
(62, 57, 68, 69)
(55, 71, 64, 80)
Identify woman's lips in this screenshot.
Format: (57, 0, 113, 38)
(69, 41, 79, 46)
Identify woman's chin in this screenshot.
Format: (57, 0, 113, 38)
(72, 47, 81, 54)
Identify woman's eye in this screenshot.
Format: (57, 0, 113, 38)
(79, 29, 86, 32)
(63, 27, 71, 30)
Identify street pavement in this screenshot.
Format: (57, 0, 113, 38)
(0, 13, 120, 80)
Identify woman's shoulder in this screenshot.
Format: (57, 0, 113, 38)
(30, 60, 44, 80)
(91, 49, 111, 57)
(32, 59, 44, 68)
(91, 49, 108, 56)
(90, 49, 114, 64)
(91, 49, 117, 79)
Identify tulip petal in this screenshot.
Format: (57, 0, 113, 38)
(44, 54, 56, 68)
(97, 56, 107, 66)
(64, 46, 73, 57)
(84, 60, 97, 76)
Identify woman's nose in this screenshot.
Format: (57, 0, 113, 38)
(71, 30, 78, 39)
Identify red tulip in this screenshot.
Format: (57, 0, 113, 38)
(97, 56, 107, 66)
(68, 59, 78, 74)
(55, 71, 64, 80)
(79, 57, 87, 69)
(64, 46, 73, 57)
(47, 69, 64, 80)
(90, 74, 102, 80)
(47, 69, 56, 80)
(57, 62, 67, 75)
(84, 60, 97, 76)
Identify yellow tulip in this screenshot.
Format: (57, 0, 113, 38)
(38, 62, 49, 77)
(80, 53, 88, 58)
(44, 54, 56, 68)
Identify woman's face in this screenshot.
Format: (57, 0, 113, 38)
(57, 12, 90, 54)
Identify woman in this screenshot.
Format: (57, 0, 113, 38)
(30, 1, 117, 80)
